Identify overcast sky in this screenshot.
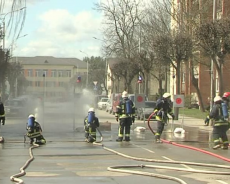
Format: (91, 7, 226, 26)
(4, 0, 103, 60)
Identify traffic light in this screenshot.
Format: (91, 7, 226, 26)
(77, 76, 81, 83)
(138, 75, 142, 83)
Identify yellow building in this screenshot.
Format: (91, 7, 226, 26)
(12, 56, 87, 101)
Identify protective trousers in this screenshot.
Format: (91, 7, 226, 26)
(0, 117, 5, 125)
(117, 117, 132, 141)
(212, 125, 229, 147)
(155, 120, 166, 140)
(85, 125, 97, 143)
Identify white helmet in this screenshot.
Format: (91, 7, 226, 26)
(214, 96, 222, 102)
(28, 114, 35, 118)
(88, 108, 95, 112)
(122, 91, 128, 98)
(163, 92, 171, 98)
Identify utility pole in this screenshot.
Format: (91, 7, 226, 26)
(210, 0, 217, 112)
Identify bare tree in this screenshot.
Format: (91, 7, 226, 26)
(0, 0, 26, 100)
(195, 17, 230, 96)
(112, 60, 139, 92)
(94, 0, 145, 93)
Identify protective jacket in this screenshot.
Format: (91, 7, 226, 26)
(154, 98, 174, 122)
(115, 98, 135, 119)
(26, 121, 43, 138)
(209, 103, 229, 127)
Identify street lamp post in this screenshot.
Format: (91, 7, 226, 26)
(79, 50, 89, 87)
(42, 73, 46, 130)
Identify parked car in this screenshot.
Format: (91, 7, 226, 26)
(136, 101, 156, 121)
(94, 95, 108, 108)
(97, 98, 109, 110)
(105, 99, 112, 114)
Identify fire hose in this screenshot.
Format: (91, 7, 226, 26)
(9, 123, 230, 184)
(10, 143, 39, 184)
(93, 116, 230, 184)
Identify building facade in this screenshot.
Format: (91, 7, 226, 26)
(12, 56, 87, 101)
(171, 0, 230, 108)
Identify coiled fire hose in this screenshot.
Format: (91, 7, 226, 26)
(93, 117, 230, 184)
(10, 143, 39, 184)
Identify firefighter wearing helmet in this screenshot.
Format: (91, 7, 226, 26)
(26, 114, 46, 145)
(115, 91, 135, 142)
(209, 96, 229, 150)
(153, 92, 175, 143)
(84, 108, 100, 143)
(205, 92, 230, 126)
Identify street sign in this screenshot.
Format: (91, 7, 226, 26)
(173, 94, 184, 108)
(134, 94, 145, 108)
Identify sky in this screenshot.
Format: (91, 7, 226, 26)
(4, 0, 104, 60)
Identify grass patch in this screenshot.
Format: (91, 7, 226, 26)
(178, 108, 207, 119)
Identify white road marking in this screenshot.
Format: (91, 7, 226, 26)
(216, 180, 228, 184)
(162, 156, 193, 169)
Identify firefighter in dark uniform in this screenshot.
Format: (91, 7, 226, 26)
(205, 92, 230, 126)
(209, 96, 229, 150)
(154, 92, 174, 143)
(26, 114, 46, 145)
(0, 97, 5, 126)
(0, 97, 5, 143)
(115, 91, 135, 142)
(84, 108, 100, 143)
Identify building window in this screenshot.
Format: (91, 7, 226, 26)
(28, 69, 33, 77)
(66, 70, 71, 77)
(217, 0, 222, 12)
(35, 70, 43, 77)
(182, 72, 185, 83)
(43, 70, 48, 77)
(216, 74, 219, 93)
(35, 81, 40, 87)
(58, 70, 63, 77)
(59, 81, 64, 87)
(51, 70, 57, 77)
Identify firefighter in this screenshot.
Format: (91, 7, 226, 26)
(115, 91, 135, 142)
(209, 96, 229, 150)
(84, 108, 100, 143)
(0, 97, 5, 126)
(154, 92, 174, 143)
(26, 114, 46, 145)
(205, 92, 230, 126)
(0, 97, 5, 143)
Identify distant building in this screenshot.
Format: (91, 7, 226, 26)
(11, 56, 87, 101)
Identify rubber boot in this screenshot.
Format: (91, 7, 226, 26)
(116, 137, 123, 142)
(124, 136, 130, 142)
(221, 143, 229, 150)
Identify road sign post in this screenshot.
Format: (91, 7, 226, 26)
(134, 94, 145, 109)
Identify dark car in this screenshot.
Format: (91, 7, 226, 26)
(5, 97, 36, 118)
(136, 101, 156, 121)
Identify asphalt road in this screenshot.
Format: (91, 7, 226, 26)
(0, 101, 230, 184)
